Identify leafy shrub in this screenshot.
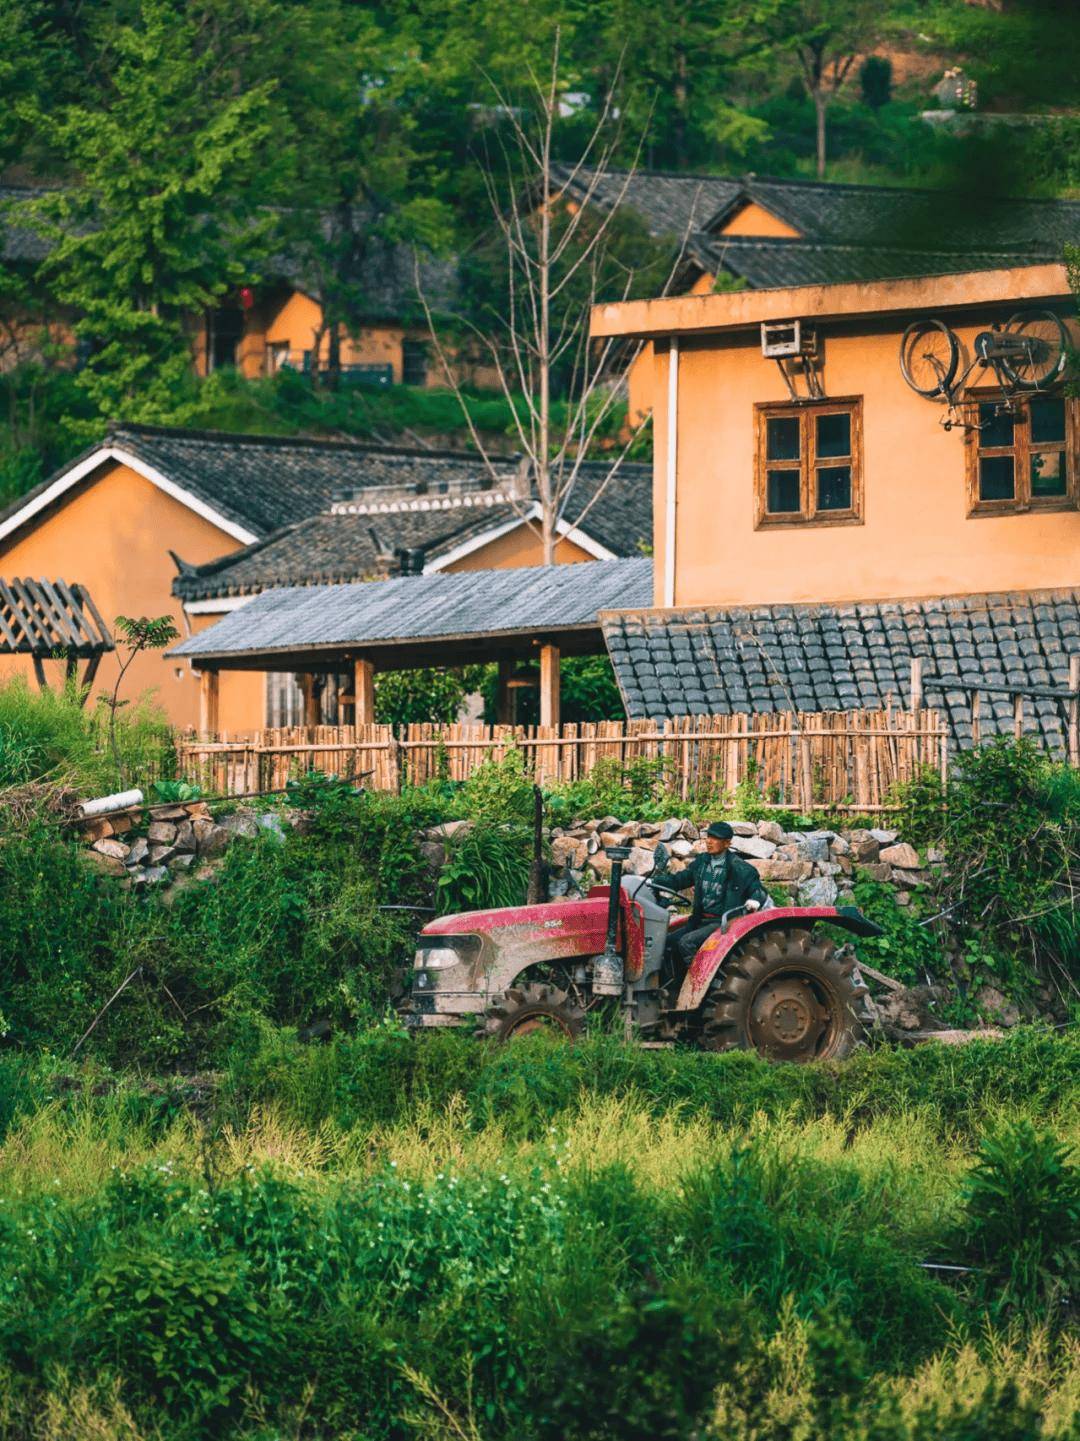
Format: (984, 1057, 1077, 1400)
(85, 1248, 268, 1417)
(962, 1120, 1079, 1310)
(436, 823, 532, 912)
(457, 748, 535, 824)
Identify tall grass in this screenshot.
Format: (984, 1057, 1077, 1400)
(0, 1045, 1074, 1439)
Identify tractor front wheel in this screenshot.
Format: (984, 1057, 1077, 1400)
(701, 929, 869, 1063)
(479, 983, 585, 1042)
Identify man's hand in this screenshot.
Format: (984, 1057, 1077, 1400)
(745, 899, 761, 912)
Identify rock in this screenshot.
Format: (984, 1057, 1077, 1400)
(975, 986, 1021, 1028)
(623, 846, 658, 876)
(829, 836, 850, 857)
(256, 812, 287, 843)
(427, 819, 473, 840)
(418, 840, 445, 871)
(193, 819, 229, 858)
(218, 811, 260, 840)
(184, 801, 211, 819)
(595, 816, 621, 835)
(667, 839, 693, 858)
(750, 859, 813, 882)
(689, 840, 707, 854)
(798, 875, 839, 907)
(880, 843, 920, 869)
(680, 821, 700, 841)
(634, 836, 660, 852)
(891, 867, 928, 889)
(926, 847, 945, 865)
(869, 829, 899, 845)
(132, 865, 169, 887)
(837, 856, 853, 875)
(797, 837, 831, 863)
(637, 822, 661, 838)
(659, 819, 684, 841)
(803, 829, 838, 843)
(848, 832, 880, 863)
(588, 853, 612, 879)
(895, 892, 911, 907)
(756, 821, 785, 844)
(860, 863, 893, 883)
(125, 837, 150, 867)
(551, 836, 588, 870)
(876, 985, 948, 1035)
(147, 820, 177, 845)
(585, 835, 601, 855)
(148, 844, 177, 865)
(80, 818, 114, 842)
(730, 834, 777, 860)
(599, 831, 624, 849)
(168, 853, 194, 872)
(174, 820, 195, 853)
(616, 821, 642, 839)
(149, 805, 189, 821)
(776, 843, 799, 861)
(93, 837, 130, 860)
(83, 850, 127, 877)
(731, 822, 758, 836)
(818, 861, 843, 876)
(110, 814, 133, 835)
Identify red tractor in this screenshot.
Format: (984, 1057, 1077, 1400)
(405, 844, 882, 1063)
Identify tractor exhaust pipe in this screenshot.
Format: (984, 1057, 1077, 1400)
(593, 845, 630, 996)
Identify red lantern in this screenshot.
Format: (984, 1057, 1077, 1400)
(239, 286, 255, 311)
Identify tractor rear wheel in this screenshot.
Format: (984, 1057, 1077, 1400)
(479, 982, 585, 1042)
(701, 929, 869, 1063)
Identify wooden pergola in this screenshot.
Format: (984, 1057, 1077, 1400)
(0, 577, 114, 701)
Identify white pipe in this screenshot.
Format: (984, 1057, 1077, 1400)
(78, 788, 143, 818)
(663, 337, 679, 609)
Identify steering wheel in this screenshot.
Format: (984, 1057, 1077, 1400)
(647, 879, 692, 911)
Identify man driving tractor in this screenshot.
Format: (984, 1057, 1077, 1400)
(653, 821, 770, 965)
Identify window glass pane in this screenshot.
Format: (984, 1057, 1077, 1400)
(979, 455, 1015, 501)
(816, 466, 851, 511)
(978, 404, 1015, 448)
(766, 416, 800, 461)
(1031, 450, 1067, 497)
(766, 470, 801, 513)
(816, 412, 851, 458)
(1030, 396, 1066, 444)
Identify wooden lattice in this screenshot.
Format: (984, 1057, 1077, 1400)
(0, 577, 114, 701)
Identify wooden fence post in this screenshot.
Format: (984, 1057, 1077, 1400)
(909, 657, 923, 713)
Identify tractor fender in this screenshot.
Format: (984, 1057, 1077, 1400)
(673, 906, 883, 1013)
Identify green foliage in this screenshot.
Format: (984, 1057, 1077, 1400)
(151, 778, 201, 803)
(374, 666, 485, 726)
(86, 1247, 268, 1417)
(961, 1120, 1080, 1311)
(0, 675, 171, 793)
(436, 822, 532, 913)
(458, 748, 536, 825)
(859, 54, 893, 109)
(847, 876, 942, 987)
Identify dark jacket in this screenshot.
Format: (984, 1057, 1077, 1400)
(655, 850, 768, 927)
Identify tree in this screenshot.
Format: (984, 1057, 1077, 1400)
(26, 0, 275, 422)
(421, 33, 679, 565)
(738, 0, 880, 178)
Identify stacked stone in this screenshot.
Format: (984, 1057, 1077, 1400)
(80, 804, 284, 888)
(549, 818, 940, 905)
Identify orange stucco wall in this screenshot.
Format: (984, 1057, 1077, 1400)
(717, 202, 802, 239)
(658, 311, 1080, 609)
(443, 523, 593, 571)
(0, 463, 250, 731)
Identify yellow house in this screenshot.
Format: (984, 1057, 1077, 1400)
(553, 167, 1080, 423)
(0, 424, 649, 733)
(591, 262, 1080, 752)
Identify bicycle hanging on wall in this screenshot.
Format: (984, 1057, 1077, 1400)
(899, 309, 1068, 430)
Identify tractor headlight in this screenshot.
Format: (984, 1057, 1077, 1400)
(418, 947, 464, 971)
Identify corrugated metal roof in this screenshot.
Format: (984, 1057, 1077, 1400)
(172, 557, 653, 658)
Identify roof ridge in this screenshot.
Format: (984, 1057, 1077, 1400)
(706, 235, 1049, 254)
(107, 421, 506, 463)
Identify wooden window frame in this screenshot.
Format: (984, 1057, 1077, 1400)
(964, 390, 1079, 517)
(754, 397, 864, 530)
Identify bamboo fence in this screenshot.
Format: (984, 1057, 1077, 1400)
(175, 707, 949, 812)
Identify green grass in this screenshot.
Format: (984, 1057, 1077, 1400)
(0, 1030, 1074, 1439)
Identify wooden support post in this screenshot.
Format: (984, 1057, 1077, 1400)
(1013, 693, 1024, 741)
(198, 668, 219, 739)
(496, 659, 513, 725)
(971, 689, 981, 747)
(539, 643, 560, 729)
(1068, 656, 1080, 768)
(300, 674, 319, 728)
(909, 657, 922, 713)
(353, 658, 375, 726)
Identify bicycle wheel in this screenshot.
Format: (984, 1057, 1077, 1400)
(1001, 310, 1068, 390)
(900, 319, 958, 398)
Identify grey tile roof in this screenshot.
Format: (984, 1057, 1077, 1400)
(563, 166, 1080, 290)
(171, 455, 652, 600)
(689, 235, 1049, 291)
(602, 590, 1080, 753)
(0, 425, 517, 545)
(172, 557, 653, 659)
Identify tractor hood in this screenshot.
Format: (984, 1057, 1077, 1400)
(420, 892, 625, 985)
